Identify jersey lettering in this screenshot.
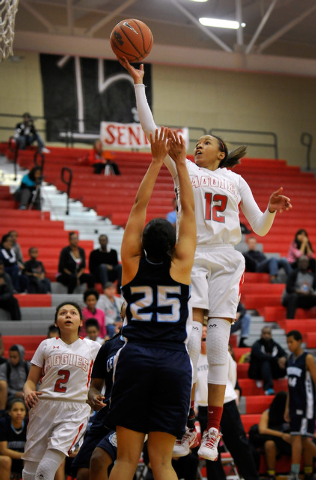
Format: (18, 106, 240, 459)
(204, 193, 228, 223)
(54, 369, 70, 393)
(288, 377, 297, 388)
(129, 285, 181, 323)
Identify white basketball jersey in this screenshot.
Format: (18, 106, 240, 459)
(31, 337, 100, 402)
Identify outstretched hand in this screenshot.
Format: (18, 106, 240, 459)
(268, 187, 292, 213)
(118, 57, 144, 84)
(168, 130, 187, 166)
(149, 127, 171, 164)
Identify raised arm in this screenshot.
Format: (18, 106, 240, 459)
(169, 132, 196, 284)
(121, 127, 171, 284)
(118, 57, 177, 178)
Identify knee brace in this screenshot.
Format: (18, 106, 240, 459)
(206, 318, 231, 385)
(35, 449, 65, 480)
(187, 321, 203, 384)
(22, 461, 38, 480)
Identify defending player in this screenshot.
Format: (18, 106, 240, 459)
(285, 330, 316, 480)
(21, 302, 100, 480)
(119, 57, 292, 461)
(105, 127, 196, 480)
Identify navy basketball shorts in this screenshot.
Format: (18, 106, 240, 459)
(106, 342, 192, 438)
(97, 430, 117, 461)
(290, 415, 315, 437)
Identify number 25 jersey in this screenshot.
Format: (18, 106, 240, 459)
(31, 337, 100, 402)
(121, 257, 190, 347)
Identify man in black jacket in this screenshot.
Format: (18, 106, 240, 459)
(89, 235, 122, 293)
(0, 260, 21, 320)
(14, 113, 50, 153)
(248, 326, 287, 395)
(282, 255, 316, 319)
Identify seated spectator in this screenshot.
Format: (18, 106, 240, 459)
(87, 139, 120, 175)
(248, 326, 287, 395)
(0, 398, 27, 480)
(166, 197, 177, 227)
(287, 229, 316, 273)
(84, 318, 104, 345)
(89, 234, 122, 293)
(243, 236, 292, 282)
(0, 345, 30, 414)
(0, 261, 21, 320)
(249, 392, 291, 480)
(96, 282, 123, 339)
(24, 247, 51, 294)
(57, 231, 95, 294)
(8, 231, 24, 268)
(82, 288, 106, 338)
(231, 301, 251, 347)
(47, 325, 59, 338)
(282, 255, 316, 319)
(195, 327, 260, 480)
(13, 166, 42, 211)
(14, 112, 50, 154)
(0, 235, 29, 293)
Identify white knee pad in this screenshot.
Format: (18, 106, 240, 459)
(35, 449, 65, 480)
(22, 461, 38, 480)
(206, 318, 230, 385)
(187, 321, 203, 384)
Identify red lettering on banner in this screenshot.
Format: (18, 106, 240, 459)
(117, 126, 125, 145)
(128, 126, 141, 146)
(105, 125, 116, 145)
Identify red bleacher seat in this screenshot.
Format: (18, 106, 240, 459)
(3, 335, 46, 360)
(14, 294, 52, 307)
(240, 413, 261, 433)
(233, 348, 251, 362)
(238, 378, 288, 396)
(244, 395, 273, 414)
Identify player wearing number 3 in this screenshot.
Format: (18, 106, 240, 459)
(119, 57, 292, 461)
(106, 127, 196, 480)
(21, 302, 100, 480)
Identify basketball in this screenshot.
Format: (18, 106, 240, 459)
(110, 19, 153, 63)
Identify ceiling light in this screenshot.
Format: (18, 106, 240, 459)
(189, 0, 208, 2)
(199, 17, 245, 29)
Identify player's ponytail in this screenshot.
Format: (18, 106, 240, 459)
(213, 135, 247, 169)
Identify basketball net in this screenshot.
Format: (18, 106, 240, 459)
(0, 0, 19, 61)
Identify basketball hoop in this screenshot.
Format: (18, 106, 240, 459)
(0, 0, 19, 62)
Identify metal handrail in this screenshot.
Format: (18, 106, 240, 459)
(209, 128, 278, 159)
(61, 167, 73, 215)
(300, 132, 313, 171)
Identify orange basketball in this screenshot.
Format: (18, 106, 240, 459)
(110, 19, 153, 63)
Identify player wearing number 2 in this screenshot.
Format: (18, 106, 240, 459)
(119, 57, 292, 462)
(21, 302, 100, 480)
(106, 127, 196, 480)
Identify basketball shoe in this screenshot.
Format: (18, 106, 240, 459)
(172, 426, 199, 457)
(198, 427, 221, 461)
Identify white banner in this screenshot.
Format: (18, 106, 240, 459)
(100, 122, 189, 149)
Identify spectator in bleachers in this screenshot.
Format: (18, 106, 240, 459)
(13, 166, 43, 211)
(243, 236, 292, 282)
(0, 398, 27, 480)
(281, 256, 316, 319)
(0, 345, 30, 414)
(96, 282, 123, 339)
(0, 261, 21, 320)
(47, 325, 59, 338)
(287, 229, 316, 273)
(195, 327, 260, 480)
(82, 288, 106, 338)
(249, 391, 291, 480)
(230, 301, 251, 348)
(24, 247, 51, 294)
(8, 231, 24, 268)
(57, 231, 95, 294)
(87, 139, 120, 175)
(84, 318, 104, 345)
(248, 327, 287, 395)
(14, 112, 50, 154)
(0, 235, 28, 293)
(166, 197, 177, 227)
(89, 235, 122, 293)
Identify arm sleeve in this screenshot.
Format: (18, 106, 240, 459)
(239, 177, 276, 236)
(134, 84, 178, 178)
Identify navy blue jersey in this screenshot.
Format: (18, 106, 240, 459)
(91, 334, 125, 403)
(121, 257, 191, 347)
(287, 351, 315, 419)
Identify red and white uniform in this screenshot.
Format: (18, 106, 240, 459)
(23, 337, 100, 462)
(135, 83, 277, 318)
